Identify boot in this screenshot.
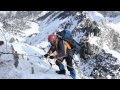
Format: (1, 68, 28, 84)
(56, 69, 66, 75)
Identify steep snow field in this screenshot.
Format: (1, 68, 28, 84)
(0, 17, 81, 79)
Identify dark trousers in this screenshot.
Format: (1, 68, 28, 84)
(56, 56, 73, 71)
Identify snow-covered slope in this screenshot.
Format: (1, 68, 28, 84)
(0, 12, 82, 79)
(0, 11, 120, 79)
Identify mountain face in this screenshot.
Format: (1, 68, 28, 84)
(99, 11, 120, 17)
(0, 11, 120, 79)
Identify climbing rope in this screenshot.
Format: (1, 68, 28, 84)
(0, 52, 44, 59)
(0, 52, 82, 76)
(0, 50, 81, 68)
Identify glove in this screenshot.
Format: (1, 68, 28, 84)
(56, 56, 63, 60)
(44, 54, 48, 58)
(49, 56, 55, 59)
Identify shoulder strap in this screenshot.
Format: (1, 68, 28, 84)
(64, 40, 71, 49)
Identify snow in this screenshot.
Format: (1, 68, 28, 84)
(38, 11, 49, 17)
(87, 16, 120, 62)
(106, 75, 112, 79)
(101, 14, 120, 62)
(36, 41, 50, 48)
(21, 72, 72, 79)
(103, 43, 120, 63)
(0, 11, 10, 15)
(1, 11, 120, 79)
(0, 22, 3, 27)
(0, 11, 82, 79)
(12, 43, 44, 55)
(69, 17, 78, 32)
(25, 14, 73, 45)
(88, 35, 100, 46)
(76, 12, 80, 16)
(106, 22, 120, 34)
(22, 21, 40, 36)
(87, 11, 104, 22)
(8, 42, 77, 79)
(105, 15, 120, 23)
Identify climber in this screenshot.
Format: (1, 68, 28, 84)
(44, 34, 76, 79)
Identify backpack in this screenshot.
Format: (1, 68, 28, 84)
(56, 29, 81, 53)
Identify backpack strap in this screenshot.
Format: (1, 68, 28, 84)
(64, 41, 71, 49)
(64, 40, 72, 55)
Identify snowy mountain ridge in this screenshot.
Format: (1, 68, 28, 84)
(0, 11, 120, 79)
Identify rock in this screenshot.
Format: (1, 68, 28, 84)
(9, 37, 15, 43)
(0, 41, 4, 45)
